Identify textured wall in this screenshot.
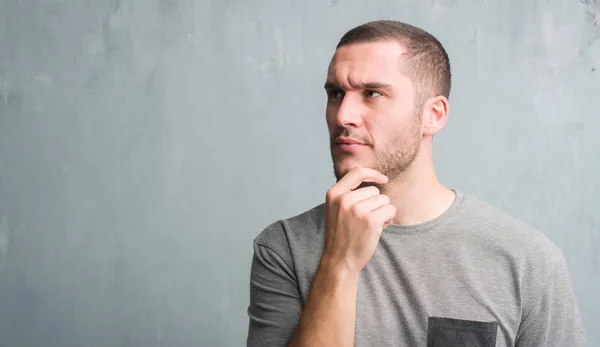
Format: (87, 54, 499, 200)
(0, 0, 598, 346)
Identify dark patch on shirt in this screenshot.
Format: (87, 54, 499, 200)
(427, 317, 498, 347)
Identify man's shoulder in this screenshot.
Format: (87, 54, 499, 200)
(253, 202, 326, 251)
(458, 192, 563, 262)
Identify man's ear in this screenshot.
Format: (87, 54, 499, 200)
(421, 96, 449, 136)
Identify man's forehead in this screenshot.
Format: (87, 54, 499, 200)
(326, 41, 410, 86)
(329, 41, 408, 67)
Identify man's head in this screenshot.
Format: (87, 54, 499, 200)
(325, 20, 451, 182)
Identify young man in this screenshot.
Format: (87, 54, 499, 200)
(246, 20, 587, 347)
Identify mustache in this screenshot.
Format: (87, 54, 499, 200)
(330, 128, 371, 145)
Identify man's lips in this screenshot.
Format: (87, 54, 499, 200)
(334, 137, 368, 145)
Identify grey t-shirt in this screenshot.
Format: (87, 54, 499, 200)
(246, 190, 587, 346)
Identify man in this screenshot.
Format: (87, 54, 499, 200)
(246, 20, 587, 347)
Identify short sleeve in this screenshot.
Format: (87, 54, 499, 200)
(246, 241, 303, 347)
(515, 252, 587, 346)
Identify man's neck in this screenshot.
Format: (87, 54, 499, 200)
(380, 168, 456, 227)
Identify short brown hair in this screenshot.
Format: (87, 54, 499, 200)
(336, 20, 451, 107)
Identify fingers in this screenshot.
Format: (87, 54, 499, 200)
(339, 186, 381, 208)
(327, 167, 388, 200)
(352, 193, 390, 214)
(370, 204, 397, 229)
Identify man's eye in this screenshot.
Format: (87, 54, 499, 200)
(365, 90, 382, 98)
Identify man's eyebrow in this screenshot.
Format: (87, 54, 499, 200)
(324, 81, 393, 90)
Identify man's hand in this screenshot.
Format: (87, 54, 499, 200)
(288, 167, 396, 347)
(321, 167, 396, 275)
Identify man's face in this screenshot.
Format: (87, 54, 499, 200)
(325, 41, 423, 182)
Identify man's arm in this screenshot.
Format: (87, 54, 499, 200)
(246, 167, 394, 347)
(289, 167, 394, 347)
(287, 257, 359, 347)
(246, 238, 361, 347)
(515, 252, 587, 346)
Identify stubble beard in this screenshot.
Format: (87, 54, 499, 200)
(330, 114, 422, 188)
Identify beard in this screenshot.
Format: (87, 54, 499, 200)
(330, 113, 422, 185)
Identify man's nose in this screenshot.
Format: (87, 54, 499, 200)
(335, 94, 363, 128)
